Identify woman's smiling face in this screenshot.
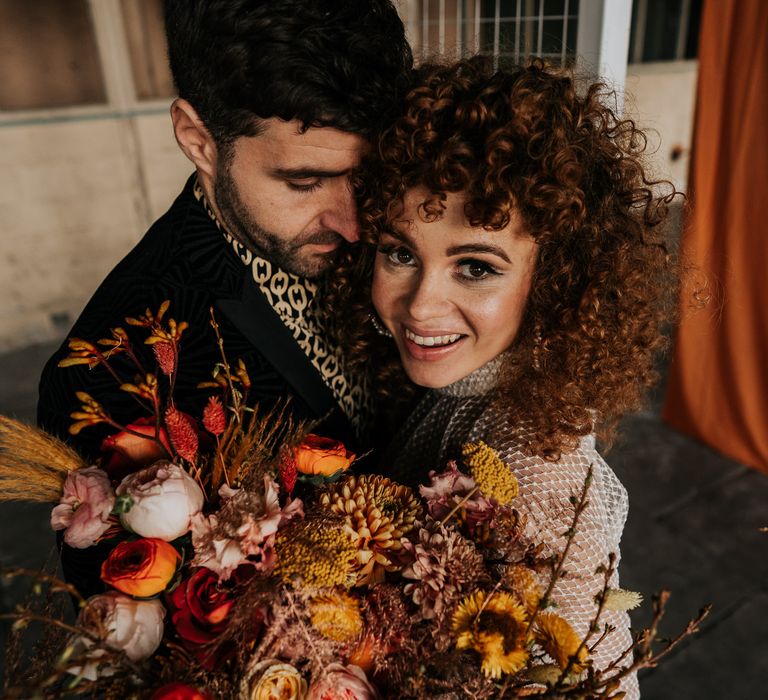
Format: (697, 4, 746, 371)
(372, 188, 539, 389)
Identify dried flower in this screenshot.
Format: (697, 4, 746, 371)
(58, 339, 102, 369)
(68, 392, 110, 435)
(461, 441, 519, 506)
(153, 341, 176, 376)
(50, 466, 115, 548)
(603, 588, 643, 612)
(242, 659, 307, 700)
(191, 478, 301, 580)
(165, 406, 199, 463)
(401, 518, 483, 623)
(116, 462, 204, 541)
(307, 663, 378, 700)
(309, 590, 363, 642)
(420, 462, 496, 536)
(279, 447, 299, 496)
(452, 590, 530, 679)
(125, 301, 170, 328)
(320, 475, 422, 586)
(202, 396, 226, 436)
(507, 564, 542, 615)
(275, 517, 358, 589)
(534, 612, 588, 672)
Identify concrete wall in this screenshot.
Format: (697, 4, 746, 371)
(0, 110, 191, 352)
(624, 60, 699, 192)
(0, 61, 698, 354)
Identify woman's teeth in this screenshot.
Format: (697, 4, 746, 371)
(405, 329, 462, 347)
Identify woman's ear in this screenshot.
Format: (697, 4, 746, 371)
(170, 98, 218, 179)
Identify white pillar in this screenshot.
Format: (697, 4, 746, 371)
(576, 0, 633, 113)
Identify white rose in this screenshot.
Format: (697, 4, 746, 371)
(116, 461, 204, 540)
(68, 593, 165, 680)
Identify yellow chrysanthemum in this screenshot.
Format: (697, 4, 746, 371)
(320, 474, 422, 586)
(534, 612, 588, 672)
(309, 590, 363, 642)
(603, 588, 643, 612)
(462, 441, 519, 505)
(452, 590, 530, 679)
(274, 518, 357, 589)
(508, 564, 542, 615)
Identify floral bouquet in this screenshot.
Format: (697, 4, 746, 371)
(0, 303, 708, 699)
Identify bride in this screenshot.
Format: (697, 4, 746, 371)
(334, 57, 676, 698)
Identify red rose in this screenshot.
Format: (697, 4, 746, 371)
(167, 566, 261, 670)
(150, 683, 213, 700)
(101, 418, 172, 479)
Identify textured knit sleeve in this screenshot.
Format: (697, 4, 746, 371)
(470, 412, 639, 699)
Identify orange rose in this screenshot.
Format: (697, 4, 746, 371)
(101, 538, 180, 597)
(293, 435, 355, 476)
(101, 417, 172, 479)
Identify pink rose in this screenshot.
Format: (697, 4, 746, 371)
(51, 466, 115, 548)
(307, 664, 379, 700)
(68, 592, 165, 680)
(116, 461, 204, 541)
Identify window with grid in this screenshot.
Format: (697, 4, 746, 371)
(408, 0, 580, 67)
(628, 0, 703, 63)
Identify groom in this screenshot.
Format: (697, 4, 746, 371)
(37, 0, 412, 467)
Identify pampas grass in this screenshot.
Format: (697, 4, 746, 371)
(0, 416, 87, 502)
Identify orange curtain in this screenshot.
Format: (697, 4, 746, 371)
(663, 0, 768, 473)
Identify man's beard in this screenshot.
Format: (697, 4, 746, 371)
(213, 165, 346, 279)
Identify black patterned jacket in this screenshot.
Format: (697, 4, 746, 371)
(37, 174, 357, 596)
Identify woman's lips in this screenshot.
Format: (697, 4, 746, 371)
(402, 326, 466, 361)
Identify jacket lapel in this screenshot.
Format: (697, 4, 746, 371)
(216, 272, 346, 424)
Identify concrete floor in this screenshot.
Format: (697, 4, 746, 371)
(1, 340, 766, 697)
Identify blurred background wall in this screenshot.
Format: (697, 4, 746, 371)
(0, 0, 700, 353)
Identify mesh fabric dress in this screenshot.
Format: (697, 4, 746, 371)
(384, 356, 639, 698)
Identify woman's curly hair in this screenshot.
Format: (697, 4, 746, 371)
(328, 56, 678, 457)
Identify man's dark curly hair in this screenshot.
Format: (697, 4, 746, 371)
(164, 0, 412, 148)
(333, 57, 678, 457)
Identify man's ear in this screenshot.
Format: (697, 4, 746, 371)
(171, 98, 218, 178)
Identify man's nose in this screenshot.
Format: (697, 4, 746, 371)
(320, 181, 360, 243)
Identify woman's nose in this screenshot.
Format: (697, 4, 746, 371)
(405, 270, 452, 322)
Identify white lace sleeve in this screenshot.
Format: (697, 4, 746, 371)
(471, 417, 640, 699)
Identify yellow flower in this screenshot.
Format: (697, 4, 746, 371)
(508, 564, 542, 615)
(275, 518, 357, 589)
(309, 590, 363, 642)
(534, 612, 588, 672)
(461, 441, 519, 505)
(320, 475, 422, 586)
(452, 590, 530, 679)
(603, 588, 643, 612)
(244, 659, 307, 700)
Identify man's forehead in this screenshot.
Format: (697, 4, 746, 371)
(253, 117, 367, 161)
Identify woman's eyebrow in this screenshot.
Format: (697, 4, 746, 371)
(381, 226, 413, 245)
(446, 243, 511, 263)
